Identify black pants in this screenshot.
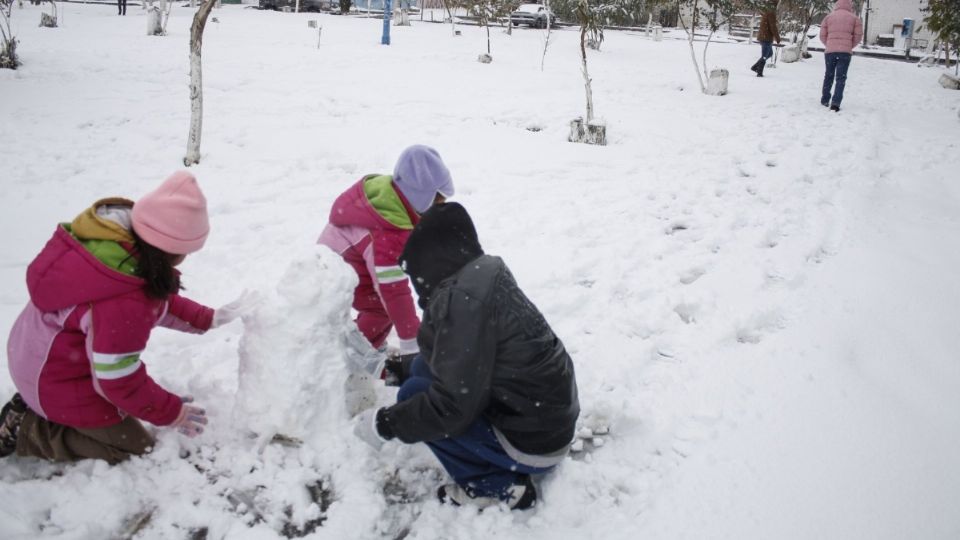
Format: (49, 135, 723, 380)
(117, 0, 127, 15)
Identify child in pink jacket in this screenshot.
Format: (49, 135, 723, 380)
(0, 171, 248, 464)
(318, 145, 455, 362)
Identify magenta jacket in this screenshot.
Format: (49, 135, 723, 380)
(819, 0, 863, 54)
(317, 176, 421, 354)
(6, 226, 213, 429)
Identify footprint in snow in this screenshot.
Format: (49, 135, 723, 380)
(673, 303, 699, 324)
(678, 267, 705, 285)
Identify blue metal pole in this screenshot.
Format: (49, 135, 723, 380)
(381, 0, 392, 45)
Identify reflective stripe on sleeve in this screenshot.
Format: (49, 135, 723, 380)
(375, 265, 407, 284)
(92, 351, 143, 380)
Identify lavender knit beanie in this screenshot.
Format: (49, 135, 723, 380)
(393, 145, 455, 213)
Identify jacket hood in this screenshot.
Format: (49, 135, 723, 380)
(27, 202, 145, 312)
(399, 202, 484, 309)
(71, 197, 136, 244)
(834, 0, 852, 12)
(329, 176, 419, 232)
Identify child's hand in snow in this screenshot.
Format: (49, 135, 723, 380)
(212, 290, 263, 328)
(342, 326, 387, 376)
(172, 396, 208, 437)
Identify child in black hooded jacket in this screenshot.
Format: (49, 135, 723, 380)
(353, 202, 579, 510)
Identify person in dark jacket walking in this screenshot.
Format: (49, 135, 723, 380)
(751, 1, 781, 77)
(353, 203, 580, 510)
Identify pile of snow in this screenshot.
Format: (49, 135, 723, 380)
(234, 246, 357, 443)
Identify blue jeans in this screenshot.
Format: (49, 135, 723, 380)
(822, 52, 852, 106)
(397, 355, 555, 499)
(760, 41, 773, 60)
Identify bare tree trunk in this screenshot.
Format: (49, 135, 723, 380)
(184, 0, 217, 167)
(702, 29, 715, 81)
(580, 24, 593, 122)
(485, 21, 490, 54)
(540, 0, 552, 71)
(678, 2, 705, 93)
(162, 0, 172, 32)
(441, 0, 456, 35)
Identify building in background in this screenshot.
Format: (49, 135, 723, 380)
(860, 0, 934, 50)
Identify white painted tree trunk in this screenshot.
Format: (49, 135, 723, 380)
(580, 29, 593, 122)
(38, 0, 57, 27)
(706, 68, 728, 95)
(678, 6, 705, 93)
(147, 5, 163, 34)
(702, 30, 715, 82)
(939, 73, 960, 90)
(687, 30, 705, 92)
(184, 0, 217, 166)
(161, 0, 172, 33)
(781, 44, 800, 63)
(540, 0, 552, 71)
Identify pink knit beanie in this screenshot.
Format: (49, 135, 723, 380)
(131, 171, 210, 255)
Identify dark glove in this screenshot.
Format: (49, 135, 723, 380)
(381, 353, 418, 387)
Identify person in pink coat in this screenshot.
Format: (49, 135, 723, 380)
(819, 0, 863, 111)
(318, 145, 454, 364)
(0, 171, 251, 464)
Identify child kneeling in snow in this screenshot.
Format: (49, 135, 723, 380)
(354, 203, 580, 510)
(318, 145, 454, 362)
(0, 172, 252, 464)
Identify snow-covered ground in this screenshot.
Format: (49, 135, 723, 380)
(2, 4, 960, 539)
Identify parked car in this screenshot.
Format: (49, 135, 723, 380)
(259, 0, 335, 12)
(509, 3, 556, 28)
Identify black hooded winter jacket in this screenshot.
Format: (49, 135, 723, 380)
(378, 203, 579, 455)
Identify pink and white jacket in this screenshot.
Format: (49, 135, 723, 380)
(820, 0, 863, 54)
(318, 176, 421, 354)
(6, 223, 213, 429)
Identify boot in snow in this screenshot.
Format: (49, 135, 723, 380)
(0, 393, 27, 457)
(437, 474, 538, 510)
(750, 58, 764, 75)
